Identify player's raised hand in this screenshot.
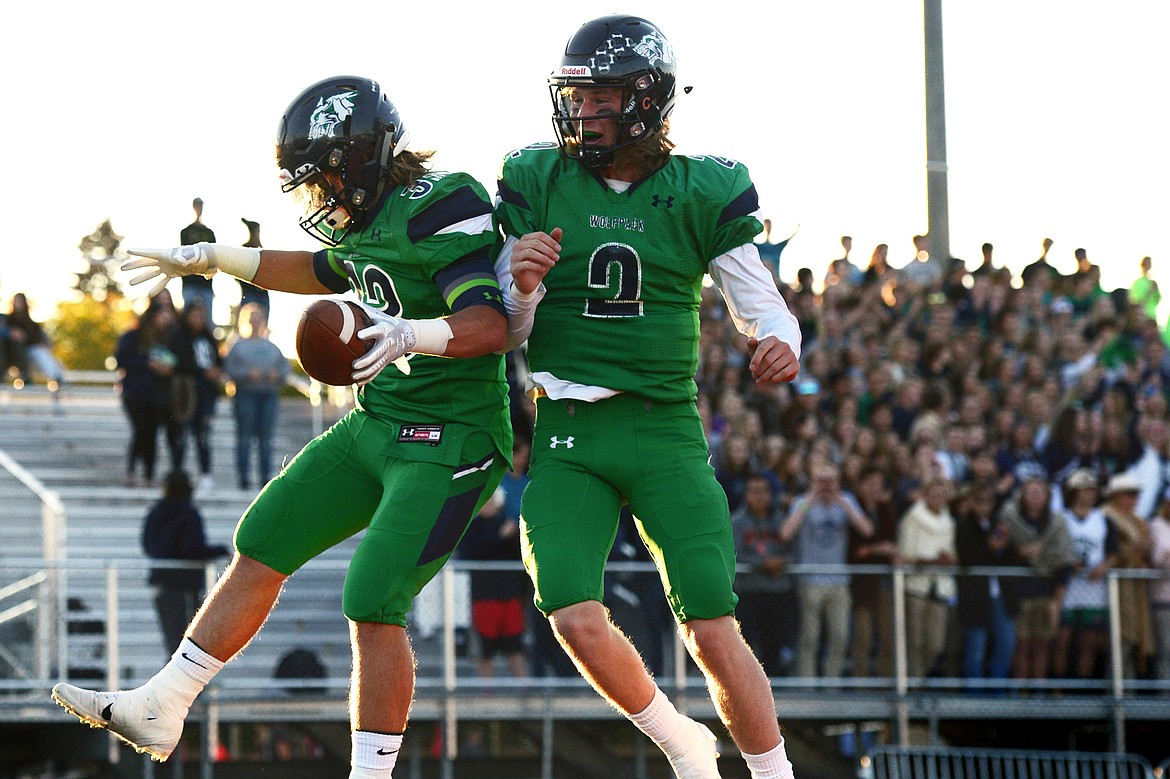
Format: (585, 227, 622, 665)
(122, 243, 261, 297)
(121, 244, 219, 297)
(747, 336, 799, 385)
(511, 227, 562, 294)
(352, 304, 416, 385)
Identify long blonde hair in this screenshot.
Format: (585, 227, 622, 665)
(612, 120, 675, 177)
(389, 149, 437, 189)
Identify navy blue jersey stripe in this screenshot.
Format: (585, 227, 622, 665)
(406, 185, 492, 245)
(312, 249, 351, 294)
(415, 487, 481, 566)
(496, 178, 529, 211)
(718, 184, 760, 229)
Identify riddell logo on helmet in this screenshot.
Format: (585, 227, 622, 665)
(559, 66, 592, 77)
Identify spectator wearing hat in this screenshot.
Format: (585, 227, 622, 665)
(1052, 468, 1119, 681)
(1102, 472, 1155, 678)
(778, 377, 821, 440)
(1150, 492, 1170, 680)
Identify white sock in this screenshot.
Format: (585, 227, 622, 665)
(145, 638, 223, 709)
(743, 737, 794, 779)
(351, 730, 403, 776)
(627, 686, 691, 753)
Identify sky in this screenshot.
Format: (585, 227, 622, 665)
(2, 0, 1167, 355)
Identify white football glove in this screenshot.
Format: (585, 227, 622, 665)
(352, 306, 417, 385)
(121, 243, 261, 298)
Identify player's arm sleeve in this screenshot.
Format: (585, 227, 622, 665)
(708, 244, 802, 360)
(494, 156, 547, 352)
(431, 248, 506, 317)
(311, 249, 354, 294)
(496, 234, 546, 352)
(407, 176, 506, 323)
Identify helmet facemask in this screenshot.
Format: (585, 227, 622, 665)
(550, 72, 670, 168)
(278, 137, 389, 245)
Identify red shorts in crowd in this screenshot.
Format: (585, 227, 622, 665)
(472, 598, 525, 639)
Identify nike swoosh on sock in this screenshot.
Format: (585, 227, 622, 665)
(181, 652, 209, 669)
(376, 748, 400, 756)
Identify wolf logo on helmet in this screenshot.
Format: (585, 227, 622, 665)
(633, 33, 673, 68)
(308, 91, 358, 140)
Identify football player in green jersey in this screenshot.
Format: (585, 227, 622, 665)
(52, 76, 511, 779)
(497, 16, 800, 779)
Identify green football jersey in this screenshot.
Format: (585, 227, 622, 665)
(497, 143, 763, 402)
(316, 170, 511, 458)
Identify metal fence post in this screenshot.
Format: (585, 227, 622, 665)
(1107, 571, 1125, 753)
(105, 563, 121, 765)
(891, 567, 909, 747)
(441, 565, 457, 779)
(40, 499, 64, 681)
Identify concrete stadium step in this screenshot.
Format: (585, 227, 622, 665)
(0, 383, 370, 688)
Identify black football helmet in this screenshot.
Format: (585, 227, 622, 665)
(276, 76, 407, 245)
(548, 15, 678, 168)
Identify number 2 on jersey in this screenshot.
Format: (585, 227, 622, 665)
(585, 242, 643, 318)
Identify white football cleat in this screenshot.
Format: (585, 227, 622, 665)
(666, 719, 721, 779)
(51, 682, 185, 761)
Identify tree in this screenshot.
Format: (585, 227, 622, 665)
(47, 297, 135, 371)
(44, 221, 137, 370)
(75, 220, 126, 302)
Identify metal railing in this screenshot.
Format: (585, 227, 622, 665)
(4, 557, 1169, 776)
(862, 746, 1156, 779)
(0, 447, 65, 683)
(59, 367, 353, 437)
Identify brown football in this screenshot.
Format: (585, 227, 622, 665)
(295, 299, 373, 386)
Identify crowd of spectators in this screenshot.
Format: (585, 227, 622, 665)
(699, 237, 1170, 686)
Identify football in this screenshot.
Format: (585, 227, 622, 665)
(295, 299, 373, 386)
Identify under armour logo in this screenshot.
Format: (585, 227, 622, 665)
(370, 228, 383, 242)
(550, 436, 575, 449)
(651, 195, 674, 208)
